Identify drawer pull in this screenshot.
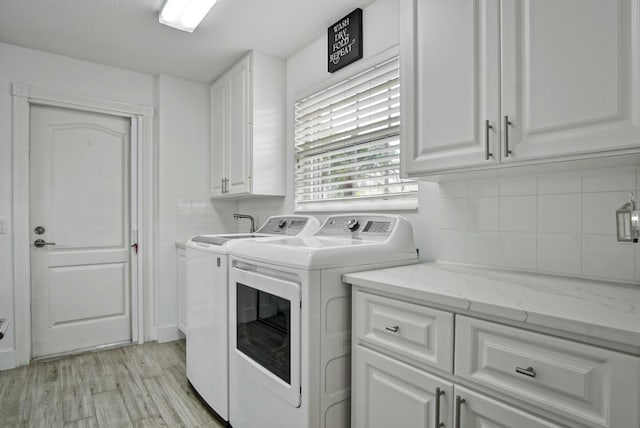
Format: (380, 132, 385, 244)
(515, 366, 536, 378)
(434, 387, 445, 428)
(455, 395, 465, 428)
(384, 325, 399, 333)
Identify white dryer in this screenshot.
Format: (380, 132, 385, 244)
(185, 215, 320, 423)
(228, 214, 418, 428)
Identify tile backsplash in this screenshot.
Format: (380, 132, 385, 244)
(438, 167, 640, 284)
(173, 199, 237, 242)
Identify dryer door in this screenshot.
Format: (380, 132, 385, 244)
(231, 266, 301, 408)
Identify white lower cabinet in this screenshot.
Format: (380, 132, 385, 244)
(455, 316, 640, 428)
(352, 289, 640, 428)
(177, 246, 187, 334)
(453, 386, 561, 428)
(353, 345, 453, 428)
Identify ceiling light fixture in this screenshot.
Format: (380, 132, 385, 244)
(159, 0, 219, 33)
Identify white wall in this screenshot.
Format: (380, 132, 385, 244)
(0, 43, 232, 368)
(438, 167, 640, 284)
(237, 0, 441, 259)
(237, 0, 640, 286)
(156, 75, 237, 341)
(0, 42, 156, 368)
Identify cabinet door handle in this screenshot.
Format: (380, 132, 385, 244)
(484, 119, 493, 160)
(515, 366, 536, 378)
(221, 178, 225, 194)
(455, 395, 465, 428)
(384, 325, 399, 333)
(434, 387, 445, 428)
(504, 115, 513, 157)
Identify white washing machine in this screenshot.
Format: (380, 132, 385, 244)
(185, 215, 320, 423)
(228, 214, 418, 428)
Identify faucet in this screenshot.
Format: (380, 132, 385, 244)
(233, 213, 256, 233)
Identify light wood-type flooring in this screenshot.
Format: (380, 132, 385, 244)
(0, 340, 225, 427)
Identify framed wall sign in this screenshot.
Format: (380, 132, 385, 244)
(328, 8, 363, 73)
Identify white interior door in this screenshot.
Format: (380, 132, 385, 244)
(30, 104, 133, 358)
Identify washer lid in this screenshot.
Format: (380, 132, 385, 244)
(191, 233, 270, 246)
(231, 214, 418, 269)
(187, 215, 321, 248)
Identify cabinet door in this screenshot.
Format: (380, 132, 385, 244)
(401, 0, 501, 175)
(210, 79, 226, 197)
(501, 0, 640, 162)
(353, 345, 453, 428)
(454, 386, 562, 428)
(227, 55, 251, 195)
(177, 247, 187, 334)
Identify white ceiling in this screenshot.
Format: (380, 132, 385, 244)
(0, 0, 376, 83)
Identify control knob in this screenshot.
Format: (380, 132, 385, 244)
(346, 218, 360, 231)
(278, 219, 288, 229)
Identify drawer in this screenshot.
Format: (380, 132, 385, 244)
(455, 316, 640, 428)
(354, 290, 454, 372)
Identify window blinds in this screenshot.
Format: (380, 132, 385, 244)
(294, 55, 417, 206)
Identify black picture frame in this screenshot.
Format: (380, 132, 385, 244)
(328, 8, 363, 73)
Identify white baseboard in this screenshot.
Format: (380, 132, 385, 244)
(156, 324, 181, 343)
(0, 349, 16, 371)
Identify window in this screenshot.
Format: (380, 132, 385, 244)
(294, 54, 417, 211)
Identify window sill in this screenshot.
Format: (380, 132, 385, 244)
(294, 196, 417, 213)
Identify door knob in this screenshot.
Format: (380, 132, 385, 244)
(34, 239, 56, 248)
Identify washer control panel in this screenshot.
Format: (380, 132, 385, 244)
(317, 215, 396, 239)
(257, 216, 313, 235)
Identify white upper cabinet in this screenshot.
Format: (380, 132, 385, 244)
(401, 0, 501, 174)
(401, 0, 640, 177)
(502, 0, 640, 162)
(210, 78, 226, 197)
(226, 57, 251, 195)
(209, 51, 286, 198)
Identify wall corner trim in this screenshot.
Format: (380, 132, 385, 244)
(12, 83, 28, 97)
(156, 325, 181, 343)
(142, 105, 154, 117)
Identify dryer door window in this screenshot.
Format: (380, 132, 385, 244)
(231, 266, 301, 408)
(237, 283, 291, 384)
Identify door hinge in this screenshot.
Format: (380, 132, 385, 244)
(217, 257, 221, 267)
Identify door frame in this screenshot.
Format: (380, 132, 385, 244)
(11, 83, 154, 365)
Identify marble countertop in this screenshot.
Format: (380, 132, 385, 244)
(344, 262, 640, 352)
(175, 241, 186, 249)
